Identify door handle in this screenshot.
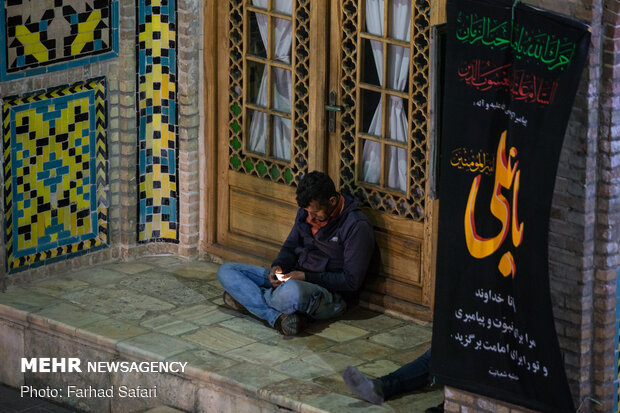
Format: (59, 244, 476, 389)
(325, 91, 341, 133)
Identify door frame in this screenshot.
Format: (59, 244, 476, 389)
(202, 0, 329, 264)
(325, 0, 446, 320)
(202, 0, 447, 319)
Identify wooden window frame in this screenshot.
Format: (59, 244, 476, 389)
(244, 3, 295, 163)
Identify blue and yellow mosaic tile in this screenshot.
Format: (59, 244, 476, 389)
(0, 0, 119, 80)
(2, 77, 109, 273)
(136, 0, 178, 242)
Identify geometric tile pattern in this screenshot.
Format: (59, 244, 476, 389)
(2, 77, 109, 273)
(136, 0, 178, 242)
(0, 0, 119, 80)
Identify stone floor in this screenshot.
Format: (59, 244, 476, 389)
(0, 383, 78, 412)
(0, 256, 443, 412)
(1, 381, 186, 413)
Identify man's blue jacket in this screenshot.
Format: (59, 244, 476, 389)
(272, 193, 376, 293)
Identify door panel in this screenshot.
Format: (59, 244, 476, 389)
(210, 0, 441, 320)
(375, 231, 422, 285)
(228, 173, 297, 247)
(329, 0, 436, 319)
(215, 0, 318, 262)
(365, 276, 423, 303)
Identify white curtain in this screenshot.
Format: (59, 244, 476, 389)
(362, 0, 410, 191)
(249, 0, 293, 161)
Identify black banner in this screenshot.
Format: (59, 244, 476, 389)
(430, 1, 590, 412)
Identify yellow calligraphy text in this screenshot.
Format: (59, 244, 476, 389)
(464, 130, 524, 278)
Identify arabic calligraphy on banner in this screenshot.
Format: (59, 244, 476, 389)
(455, 10, 578, 71)
(452, 288, 550, 381)
(450, 147, 495, 175)
(431, 1, 590, 412)
(472, 99, 528, 126)
(458, 59, 559, 105)
(464, 130, 523, 278)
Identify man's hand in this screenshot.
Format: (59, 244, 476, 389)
(269, 265, 283, 288)
(283, 270, 305, 281)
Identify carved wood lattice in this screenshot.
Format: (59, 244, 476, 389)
(339, 0, 430, 220)
(227, 0, 310, 186)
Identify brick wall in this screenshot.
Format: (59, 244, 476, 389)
(444, 387, 539, 413)
(596, 2, 620, 411)
(176, 0, 202, 258)
(616, 271, 620, 412)
(445, 0, 620, 411)
(546, 0, 600, 407)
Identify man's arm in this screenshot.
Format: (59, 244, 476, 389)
(304, 220, 375, 292)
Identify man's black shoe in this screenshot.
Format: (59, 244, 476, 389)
(274, 313, 304, 336)
(222, 291, 250, 315)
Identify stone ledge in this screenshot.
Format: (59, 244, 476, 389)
(0, 303, 308, 412)
(0, 258, 439, 412)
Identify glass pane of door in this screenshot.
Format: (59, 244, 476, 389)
(339, 0, 430, 220)
(225, 0, 309, 185)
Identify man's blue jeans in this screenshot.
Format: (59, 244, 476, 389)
(379, 349, 431, 400)
(217, 262, 346, 327)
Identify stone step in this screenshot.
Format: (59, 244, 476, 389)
(142, 406, 188, 413)
(0, 258, 441, 412)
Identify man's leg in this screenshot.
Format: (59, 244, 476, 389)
(343, 348, 432, 404)
(217, 262, 281, 326)
(379, 348, 431, 399)
(263, 280, 346, 320)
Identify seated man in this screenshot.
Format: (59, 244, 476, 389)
(217, 171, 376, 335)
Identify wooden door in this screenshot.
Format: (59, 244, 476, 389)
(211, 0, 327, 262)
(207, 0, 444, 320)
(327, 0, 444, 320)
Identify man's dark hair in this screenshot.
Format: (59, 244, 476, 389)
(296, 171, 338, 208)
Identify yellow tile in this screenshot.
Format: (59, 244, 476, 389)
(38, 217, 46, 239)
(163, 228, 175, 239)
(33, 51, 50, 63)
(152, 14, 161, 30)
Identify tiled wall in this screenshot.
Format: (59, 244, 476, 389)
(2, 78, 109, 273)
(136, 0, 178, 242)
(0, 0, 200, 277)
(0, 0, 119, 80)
